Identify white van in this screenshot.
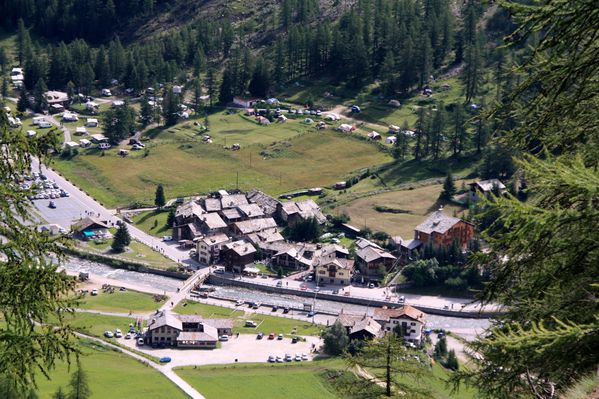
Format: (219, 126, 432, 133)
(98, 143, 111, 150)
(38, 121, 52, 128)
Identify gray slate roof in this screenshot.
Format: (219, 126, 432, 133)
(415, 210, 464, 235)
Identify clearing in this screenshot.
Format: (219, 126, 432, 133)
(77, 289, 166, 313)
(335, 183, 467, 238)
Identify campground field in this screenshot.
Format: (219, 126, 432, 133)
(52, 111, 392, 208)
(77, 289, 165, 313)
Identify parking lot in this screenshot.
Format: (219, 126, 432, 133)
(118, 334, 321, 368)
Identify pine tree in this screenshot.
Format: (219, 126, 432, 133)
(192, 78, 203, 114)
(17, 89, 30, 112)
(248, 59, 271, 98)
(111, 223, 131, 253)
(434, 336, 448, 358)
(67, 360, 91, 399)
(53, 387, 67, 399)
(445, 349, 459, 370)
(33, 78, 48, 112)
(439, 171, 456, 202)
(154, 184, 166, 208)
(166, 209, 176, 228)
(140, 95, 154, 126)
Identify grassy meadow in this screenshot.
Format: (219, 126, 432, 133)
(335, 183, 468, 238)
(35, 341, 187, 399)
(77, 290, 165, 313)
(51, 111, 392, 208)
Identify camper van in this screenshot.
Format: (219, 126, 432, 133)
(38, 120, 52, 128)
(32, 116, 46, 125)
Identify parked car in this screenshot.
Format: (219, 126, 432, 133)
(399, 295, 405, 303)
(291, 337, 298, 344)
(91, 289, 98, 296)
(48, 201, 56, 208)
(275, 356, 284, 363)
(276, 281, 283, 287)
(162, 235, 173, 241)
(277, 334, 284, 340)
(284, 354, 293, 362)
(245, 320, 257, 327)
(159, 357, 172, 363)
(131, 144, 143, 151)
(257, 332, 264, 340)
(283, 307, 290, 314)
(219, 335, 229, 342)
(235, 300, 244, 306)
(295, 354, 302, 361)
(137, 338, 144, 345)
(214, 267, 225, 274)
(268, 355, 275, 363)
(252, 302, 260, 309)
(104, 331, 114, 338)
(271, 305, 278, 312)
(125, 333, 132, 339)
(114, 329, 122, 338)
(268, 333, 275, 340)
(307, 311, 316, 317)
(301, 353, 309, 361)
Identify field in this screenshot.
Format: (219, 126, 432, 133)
(60, 312, 141, 338)
(175, 359, 348, 399)
(77, 290, 165, 313)
(131, 210, 171, 237)
(81, 238, 178, 270)
(335, 183, 468, 238)
(52, 111, 392, 208)
(35, 341, 187, 398)
(175, 300, 323, 336)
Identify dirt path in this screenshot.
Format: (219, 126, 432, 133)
(329, 105, 390, 132)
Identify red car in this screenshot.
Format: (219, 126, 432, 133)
(268, 332, 275, 340)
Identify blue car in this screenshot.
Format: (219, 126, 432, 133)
(159, 356, 172, 363)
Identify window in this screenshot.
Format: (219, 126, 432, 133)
(393, 320, 398, 324)
(410, 322, 416, 326)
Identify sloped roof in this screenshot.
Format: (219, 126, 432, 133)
(148, 312, 182, 331)
(176, 328, 217, 342)
(356, 245, 396, 263)
(203, 198, 222, 212)
(415, 210, 468, 235)
(221, 194, 248, 209)
(221, 208, 242, 220)
(237, 203, 264, 218)
(470, 179, 506, 193)
(71, 217, 109, 232)
(224, 240, 256, 257)
(234, 218, 278, 235)
(373, 305, 426, 323)
(201, 233, 230, 246)
(176, 201, 204, 219)
(246, 189, 280, 215)
(200, 212, 227, 230)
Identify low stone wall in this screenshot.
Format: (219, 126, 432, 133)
(207, 274, 502, 319)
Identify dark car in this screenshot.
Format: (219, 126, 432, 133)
(48, 201, 56, 208)
(257, 332, 264, 340)
(159, 357, 172, 363)
(271, 305, 278, 312)
(291, 337, 298, 344)
(283, 307, 290, 314)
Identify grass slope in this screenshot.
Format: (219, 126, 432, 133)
(35, 341, 187, 398)
(175, 359, 347, 399)
(335, 183, 467, 238)
(52, 113, 391, 208)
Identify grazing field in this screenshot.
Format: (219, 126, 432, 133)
(175, 359, 348, 399)
(336, 183, 467, 238)
(52, 112, 392, 208)
(174, 300, 323, 336)
(35, 341, 187, 398)
(77, 290, 165, 313)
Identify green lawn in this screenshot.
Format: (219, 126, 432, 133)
(60, 312, 141, 338)
(174, 301, 245, 318)
(52, 112, 392, 207)
(131, 210, 171, 237)
(174, 300, 323, 336)
(35, 340, 188, 399)
(77, 290, 166, 313)
(80, 239, 179, 270)
(175, 359, 348, 399)
(398, 362, 479, 399)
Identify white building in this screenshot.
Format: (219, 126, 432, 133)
(373, 305, 426, 345)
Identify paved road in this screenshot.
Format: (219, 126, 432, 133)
(44, 113, 71, 143)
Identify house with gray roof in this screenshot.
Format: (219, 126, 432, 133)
(355, 238, 396, 280)
(414, 209, 474, 249)
(146, 311, 232, 349)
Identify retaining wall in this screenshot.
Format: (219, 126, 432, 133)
(207, 274, 502, 319)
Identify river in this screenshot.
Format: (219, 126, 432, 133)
(62, 258, 490, 339)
